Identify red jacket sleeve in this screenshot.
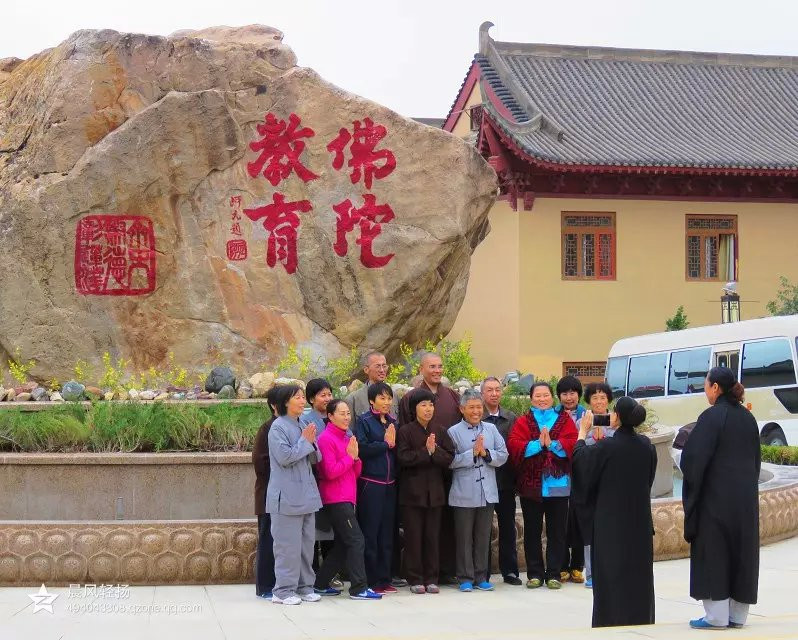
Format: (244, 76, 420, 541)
(556, 414, 578, 459)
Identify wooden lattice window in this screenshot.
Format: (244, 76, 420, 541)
(686, 215, 738, 281)
(561, 212, 616, 280)
(469, 105, 483, 131)
(562, 361, 607, 383)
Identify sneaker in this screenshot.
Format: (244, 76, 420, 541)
(330, 577, 345, 590)
(373, 585, 398, 595)
(689, 617, 727, 630)
(570, 569, 585, 583)
(559, 571, 571, 583)
(585, 578, 593, 589)
(409, 585, 426, 594)
(350, 588, 382, 601)
(272, 594, 301, 605)
(425, 584, 440, 594)
(546, 579, 562, 590)
(503, 575, 523, 586)
(459, 582, 473, 592)
(391, 577, 409, 588)
(728, 622, 744, 629)
(300, 592, 321, 602)
(257, 591, 272, 599)
(313, 587, 341, 596)
(526, 578, 542, 589)
(475, 581, 494, 591)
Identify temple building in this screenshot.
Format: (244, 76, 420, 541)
(445, 22, 798, 380)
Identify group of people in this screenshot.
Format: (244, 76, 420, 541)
(252, 351, 761, 630)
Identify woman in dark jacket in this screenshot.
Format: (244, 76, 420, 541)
(354, 382, 399, 594)
(396, 389, 455, 594)
(680, 367, 760, 630)
(572, 396, 656, 628)
(252, 385, 281, 598)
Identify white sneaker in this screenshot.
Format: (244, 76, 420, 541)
(300, 592, 321, 602)
(272, 594, 302, 605)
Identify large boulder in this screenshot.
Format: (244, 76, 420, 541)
(0, 25, 497, 381)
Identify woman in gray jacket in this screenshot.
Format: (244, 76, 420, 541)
(267, 384, 324, 606)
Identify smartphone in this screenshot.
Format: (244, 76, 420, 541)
(593, 413, 611, 427)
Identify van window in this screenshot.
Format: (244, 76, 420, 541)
(628, 353, 667, 398)
(741, 339, 796, 388)
(606, 356, 629, 399)
(668, 348, 711, 395)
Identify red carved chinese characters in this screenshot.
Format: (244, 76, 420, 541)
(244, 193, 312, 274)
(327, 117, 396, 189)
(247, 113, 319, 186)
(333, 194, 395, 268)
(226, 195, 248, 261)
(75, 215, 156, 295)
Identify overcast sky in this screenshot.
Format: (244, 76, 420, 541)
(4, 0, 798, 117)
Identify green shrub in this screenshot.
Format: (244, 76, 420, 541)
(761, 445, 798, 465)
(0, 402, 269, 453)
(386, 335, 486, 385)
(500, 394, 529, 417)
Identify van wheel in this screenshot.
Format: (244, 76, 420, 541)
(761, 425, 787, 447)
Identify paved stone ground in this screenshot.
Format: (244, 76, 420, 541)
(0, 536, 795, 639)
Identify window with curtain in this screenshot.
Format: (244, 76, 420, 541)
(686, 215, 738, 281)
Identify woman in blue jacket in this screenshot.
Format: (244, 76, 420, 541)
(354, 382, 398, 595)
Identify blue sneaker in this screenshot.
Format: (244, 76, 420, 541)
(314, 587, 342, 596)
(459, 582, 473, 592)
(257, 591, 272, 599)
(585, 578, 593, 589)
(475, 581, 494, 591)
(350, 588, 382, 601)
(689, 618, 727, 630)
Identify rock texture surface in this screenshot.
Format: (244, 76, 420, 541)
(0, 25, 497, 381)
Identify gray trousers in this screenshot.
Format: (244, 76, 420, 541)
(453, 505, 494, 584)
(270, 512, 316, 599)
(585, 544, 592, 581)
(703, 598, 750, 627)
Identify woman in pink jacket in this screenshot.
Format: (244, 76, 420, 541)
(313, 399, 382, 601)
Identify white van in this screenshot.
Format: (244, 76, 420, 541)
(606, 315, 798, 446)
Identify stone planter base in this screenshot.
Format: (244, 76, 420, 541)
(0, 521, 256, 586)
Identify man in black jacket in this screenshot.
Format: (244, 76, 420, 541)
(481, 376, 520, 585)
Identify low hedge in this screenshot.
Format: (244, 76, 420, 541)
(761, 445, 798, 466)
(0, 402, 269, 452)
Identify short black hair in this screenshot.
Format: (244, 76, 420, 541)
(325, 398, 347, 417)
(556, 375, 583, 398)
(409, 389, 436, 419)
(584, 382, 613, 404)
(266, 384, 283, 416)
(529, 381, 554, 398)
(367, 381, 394, 403)
(305, 378, 332, 402)
(272, 384, 304, 417)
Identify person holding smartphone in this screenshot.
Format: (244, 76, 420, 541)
(573, 382, 616, 588)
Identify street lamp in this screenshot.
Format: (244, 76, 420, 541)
(721, 282, 741, 323)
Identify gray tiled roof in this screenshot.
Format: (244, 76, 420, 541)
(413, 117, 445, 128)
(481, 38, 798, 171)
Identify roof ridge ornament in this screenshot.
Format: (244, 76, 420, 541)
(479, 23, 566, 142)
(479, 21, 494, 56)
